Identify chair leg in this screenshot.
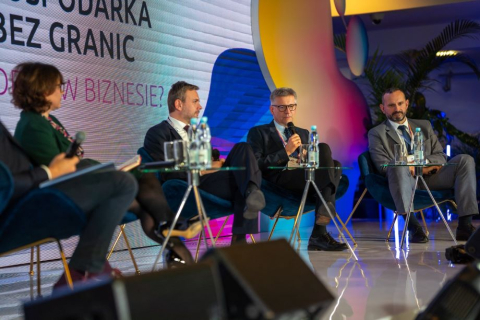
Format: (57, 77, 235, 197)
(215, 216, 231, 243)
(336, 214, 357, 246)
(194, 232, 202, 263)
(267, 209, 282, 241)
(344, 188, 367, 225)
(249, 234, 256, 244)
(29, 247, 34, 276)
(107, 225, 124, 260)
(386, 213, 398, 242)
(419, 210, 429, 236)
(36, 246, 41, 297)
(55, 240, 73, 289)
(120, 225, 140, 275)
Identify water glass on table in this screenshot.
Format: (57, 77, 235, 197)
(299, 144, 310, 167)
(173, 140, 187, 168)
(394, 144, 407, 165)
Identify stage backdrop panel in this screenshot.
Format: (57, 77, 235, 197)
(0, 0, 254, 163)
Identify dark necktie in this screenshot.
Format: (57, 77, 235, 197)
(398, 125, 412, 154)
(183, 125, 190, 132)
(284, 127, 298, 157)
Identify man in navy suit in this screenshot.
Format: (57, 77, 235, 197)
(0, 121, 137, 288)
(247, 87, 347, 251)
(144, 81, 265, 244)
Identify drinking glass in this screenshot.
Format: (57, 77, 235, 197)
(163, 141, 175, 162)
(173, 140, 188, 168)
(394, 144, 407, 165)
(299, 144, 309, 167)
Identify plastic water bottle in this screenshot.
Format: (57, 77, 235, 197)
(198, 117, 212, 168)
(188, 118, 199, 168)
(413, 127, 425, 165)
(308, 125, 320, 168)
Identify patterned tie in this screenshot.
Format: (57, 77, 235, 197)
(284, 127, 298, 157)
(398, 125, 412, 154)
(183, 125, 190, 132)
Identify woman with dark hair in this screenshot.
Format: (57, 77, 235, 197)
(12, 62, 198, 268)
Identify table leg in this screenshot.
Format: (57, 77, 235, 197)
(151, 185, 192, 272)
(419, 176, 457, 244)
(400, 176, 419, 249)
(288, 180, 310, 245)
(311, 181, 358, 261)
(194, 185, 216, 248)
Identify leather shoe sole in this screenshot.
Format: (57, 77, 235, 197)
(308, 234, 348, 251)
(409, 227, 429, 243)
(456, 225, 476, 241)
(243, 189, 265, 219)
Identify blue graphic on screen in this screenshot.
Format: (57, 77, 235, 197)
(204, 49, 271, 155)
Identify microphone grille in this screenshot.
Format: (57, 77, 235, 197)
(75, 131, 86, 143)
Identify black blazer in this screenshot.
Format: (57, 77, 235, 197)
(0, 122, 49, 205)
(143, 120, 187, 181)
(247, 121, 309, 180)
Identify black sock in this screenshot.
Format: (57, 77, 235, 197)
(403, 214, 421, 231)
(245, 182, 258, 197)
(458, 215, 473, 228)
(321, 186, 333, 202)
(311, 224, 327, 237)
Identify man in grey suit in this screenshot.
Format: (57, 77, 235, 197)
(368, 88, 477, 242)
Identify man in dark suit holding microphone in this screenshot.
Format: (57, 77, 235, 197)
(247, 87, 346, 251)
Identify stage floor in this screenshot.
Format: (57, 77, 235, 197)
(0, 219, 474, 320)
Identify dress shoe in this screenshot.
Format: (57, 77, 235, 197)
(308, 233, 348, 251)
(157, 219, 203, 239)
(163, 237, 194, 268)
(231, 234, 247, 245)
(103, 261, 122, 278)
(243, 188, 265, 219)
(52, 261, 118, 292)
(456, 224, 476, 241)
(409, 226, 429, 243)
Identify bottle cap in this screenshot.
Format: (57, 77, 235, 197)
(415, 127, 421, 132)
(201, 117, 208, 123)
(311, 125, 317, 130)
(190, 118, 198, 125)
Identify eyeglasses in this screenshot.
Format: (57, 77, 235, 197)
(56, 82, 66, 91)
(271, 104, 297, 112)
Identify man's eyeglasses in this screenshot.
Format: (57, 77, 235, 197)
(271, 104, 297, 112)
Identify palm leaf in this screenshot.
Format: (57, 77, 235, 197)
(333, 33, 346, 53)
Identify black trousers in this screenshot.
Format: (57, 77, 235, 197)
(52, 170, 138, 273)
(266, 143, 342, 215)
(198, 142, 262, 234)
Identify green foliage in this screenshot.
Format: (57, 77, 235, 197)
(334, 19, 480, 149)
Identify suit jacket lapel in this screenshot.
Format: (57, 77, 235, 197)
(165, 120, 183, 140)
(385, 120, 401, 145)
(268, 121, 285, 151)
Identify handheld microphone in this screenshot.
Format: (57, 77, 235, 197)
(65, 131, 85, 158)
(287, 122, 296, 135)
